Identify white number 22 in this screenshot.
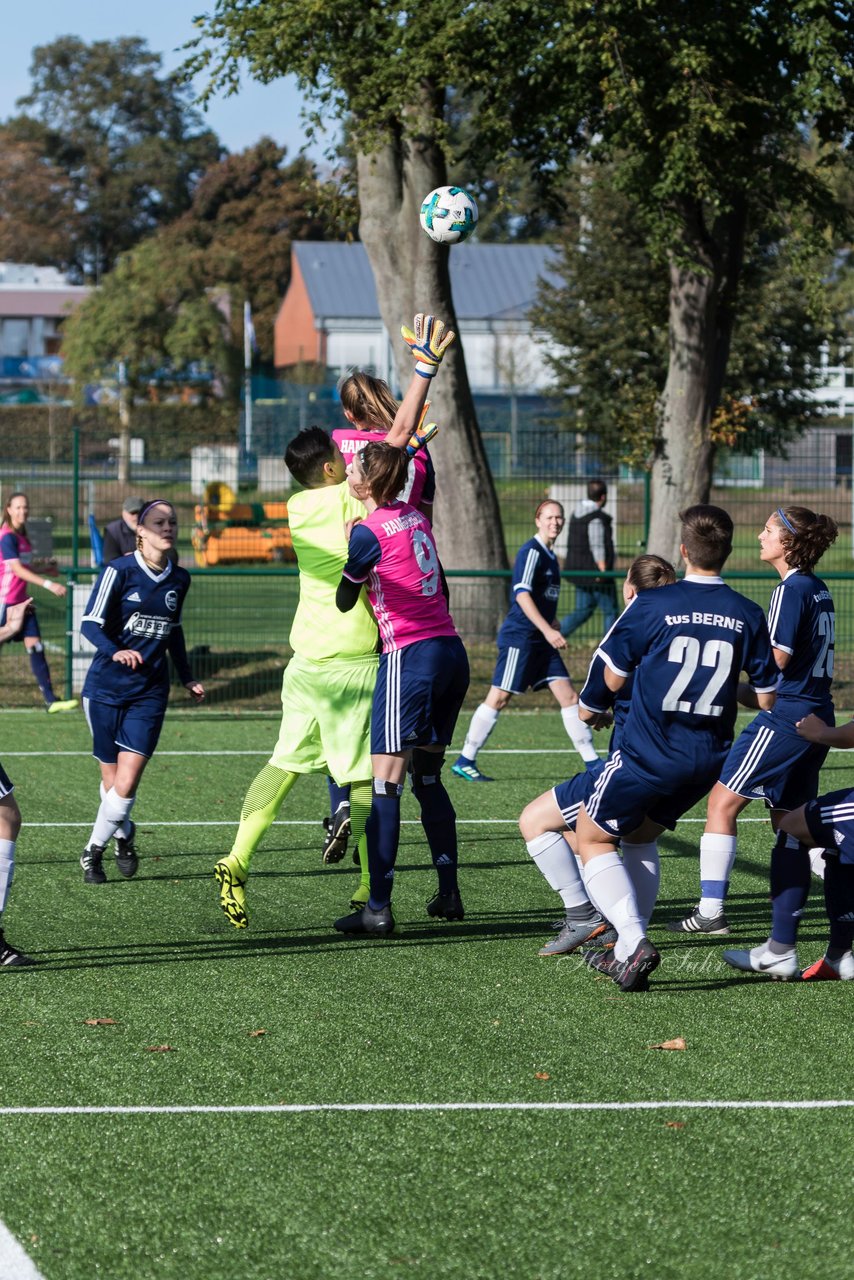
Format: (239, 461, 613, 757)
(661, 637, 734, 717)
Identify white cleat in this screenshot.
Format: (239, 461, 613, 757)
(723, 944, 799, 981)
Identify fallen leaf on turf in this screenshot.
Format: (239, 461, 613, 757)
(534, 1072, 550, 1081)
(649, 1037, 687, 1051)
(145, 1044, 175, 1052)
(83, 1018, 116, 1026)
(665, 1121, 685, 1129)
(248, 1029, 266, 1037)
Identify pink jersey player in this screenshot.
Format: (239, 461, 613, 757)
(331, 426, 433, 512)
(0, 522, 33, 607)
(341, 501, 457, 652)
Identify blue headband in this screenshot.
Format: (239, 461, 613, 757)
(138, 499, 173, 524)
(776, 507, 796, 533)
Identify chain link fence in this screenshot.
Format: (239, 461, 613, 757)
(1, 389, 853, 709)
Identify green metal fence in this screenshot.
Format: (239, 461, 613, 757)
(2, 403, 854, 708)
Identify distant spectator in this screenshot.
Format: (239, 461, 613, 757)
(102, 496, 144, 562)
(559, 479, 617, 639)
(103, 497, 177, 564)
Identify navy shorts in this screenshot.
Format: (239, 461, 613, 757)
(492, 638, 568, 694)
(553, 771, 597, 832)
(718, 710, 829, 810)
(804, 789, 854, 866)
(0, 761, 13, 798)
(372, 635, 469, 754)
(83, 692, 168, 764)
(0, 601, 41, 642)
(583, 749, 724, 838)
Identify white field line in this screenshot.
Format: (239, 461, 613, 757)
(23, 818, 771, 828)
(5, 747, 853, 757)
(0, 1219, 45, 1280)
(0, 1100, 852, 1116)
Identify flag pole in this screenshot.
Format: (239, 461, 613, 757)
(243, 299, 253, 456)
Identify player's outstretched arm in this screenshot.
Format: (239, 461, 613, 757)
(796, 713, 854, 749)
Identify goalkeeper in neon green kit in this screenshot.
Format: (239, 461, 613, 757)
(214, 314, 454, 928)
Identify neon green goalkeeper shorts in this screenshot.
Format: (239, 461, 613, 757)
(269, 652, 378, 783)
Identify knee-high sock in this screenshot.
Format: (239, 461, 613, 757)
(621, 840, 660, 930)
(809, 847, 827, 880)
(824, 856, 854, 953)
(461, 703, 499, 763)
(100, 781, 135, 839)
(526, 832, 590, 910)
(87, 787, 134, 850)
(0, 838, 15, 913)
(699, 832, 737, 915)
(411, 772, 459, 895)
(583, 851, 644, 961)
(28, 642, 57, 705)
(230, 765, 298, 871)
(770, 831, 811, 947)
(348, 780, 372, 847)
(366, 779, 403, 909)
(561, 705, 599, 763)
(327, 777, 350, 815)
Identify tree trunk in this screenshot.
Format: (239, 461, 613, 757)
(356, 82, 508, 641)
(648, 200, 747, 566)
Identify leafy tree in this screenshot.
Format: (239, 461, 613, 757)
(1, 36, 222, 282)
(534, 158, 840, 470)
(186, 2, 511, 587)
(0, 128, 75, 266)
(485, 1, 854, 560)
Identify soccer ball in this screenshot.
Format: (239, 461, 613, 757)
(419, 186, 478, 245)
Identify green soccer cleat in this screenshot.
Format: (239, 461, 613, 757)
(451, 756, 493, 783)
(214, 856, 248, 929)
(47, 698, 79, 714)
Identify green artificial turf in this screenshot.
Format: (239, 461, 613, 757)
(0, 708, 853, 1279)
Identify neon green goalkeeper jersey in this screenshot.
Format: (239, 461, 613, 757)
(286, 484, 378, 660)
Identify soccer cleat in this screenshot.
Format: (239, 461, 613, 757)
(80, 844, 107, 885)
(0, 932, 36, 967)
(801, 951, 854, 981)
(538, 913, 612, 957)
(321, 806, 351, 864)
(334, 903, 395, 936)
(666, 908, 730, 935)
(426, 889, 465, 921)
(349, 883, 370, 909)
(114, 821, 139, 878)
(214, 856, 248, 929)
(47, 698, 79, 714)
(723, 944, 798, 981)
(615, 938, 661, 992)
(583, 944, 650, 991)
(451, 756, 493, 783)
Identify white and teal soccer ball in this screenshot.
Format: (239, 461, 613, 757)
(419, 186, 478, 245)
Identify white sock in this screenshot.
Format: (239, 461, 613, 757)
(808, 847, 826, 880)
(0, 838, 15, 913)
(88, 788, 134, 850)
(526, 833, 589, 909)
(583, 851, 644, 961)
(699, 832, 737, 916)
(621, 841, 660, 930)
(461, 704, 500, 762)
(101, 781, 134, 838)
(562, 704, 599, 763)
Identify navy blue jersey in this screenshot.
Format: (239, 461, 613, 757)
(498, 537, 561, 642)
(584, 576, 777, 783)
(81, 552, 193, 705)
(580, 650, 633, 755)
(766, 569, 834, 721)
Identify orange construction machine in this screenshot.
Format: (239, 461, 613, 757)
(191, 481, 295, 567)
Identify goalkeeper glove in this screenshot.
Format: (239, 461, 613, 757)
(406, 422, 438, 457)
(400, 313, 456, 379)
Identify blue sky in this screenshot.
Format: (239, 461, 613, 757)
(0, 0, 322, 159)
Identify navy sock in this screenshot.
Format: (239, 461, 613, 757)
(327, 777, 350, 813)
(770, 832, 811, 946)
(366, 781, 402, 910)
(824, 855, 854, 952)
(28, 645, 56, 704)
(411, 772, 459, 895)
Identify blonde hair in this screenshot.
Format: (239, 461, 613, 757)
(339, 371, 398, 431)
